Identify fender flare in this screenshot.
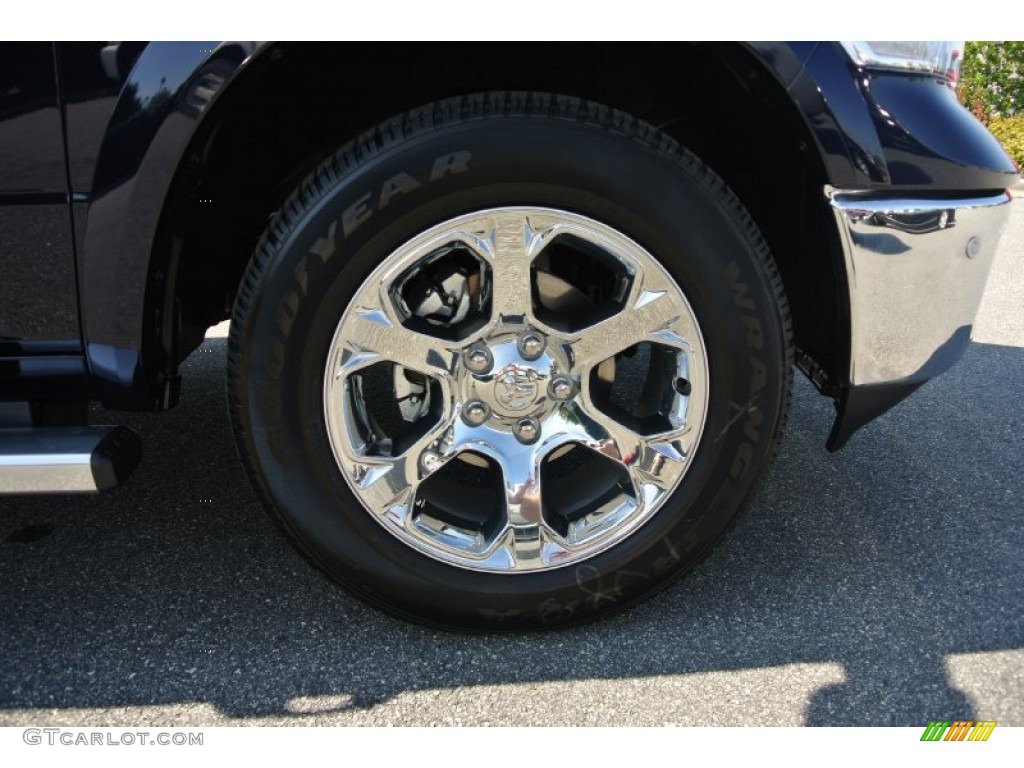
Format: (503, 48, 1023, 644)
(81, 41, 270, 409)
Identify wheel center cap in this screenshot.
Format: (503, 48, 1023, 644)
(460, 335, 569, 421)
(493, 364, 540, 412)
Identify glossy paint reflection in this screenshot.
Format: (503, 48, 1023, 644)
(0, 43, 79, 346)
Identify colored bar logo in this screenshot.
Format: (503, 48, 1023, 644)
(920, 721, 997, 741)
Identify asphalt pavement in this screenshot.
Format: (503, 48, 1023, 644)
(0, 200, 1021, 727)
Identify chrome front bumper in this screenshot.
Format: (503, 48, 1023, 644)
(829, 189, 1013, 387)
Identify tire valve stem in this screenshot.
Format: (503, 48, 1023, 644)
(674, 378, 692, 396)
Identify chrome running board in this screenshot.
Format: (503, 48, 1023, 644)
(0, 426, 141, 494)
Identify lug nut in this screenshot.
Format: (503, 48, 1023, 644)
(518, 331, 545, 360)
(513, 417, 540, 444)
(464, 346, 493, 373)
(462, 400, 490, 426)
(550, 375, 575, 400)
(420, 451, 443, 473)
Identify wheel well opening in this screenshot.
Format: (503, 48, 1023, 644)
(155, 42, 847, 392)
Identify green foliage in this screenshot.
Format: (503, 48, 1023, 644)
(957, 41, 1024, 120)
(987, 115, 1024, 169)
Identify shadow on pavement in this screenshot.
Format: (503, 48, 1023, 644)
(0, 340, 1020, 724)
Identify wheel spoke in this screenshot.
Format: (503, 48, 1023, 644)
(350, 418, 457, 517)
(495, 446, 546, 568)
(336, 306, 453, 380)
(569, 287, 699, 369)
(400, 419, 462, 490)
(572, 401, 692, 498)
(572, 402, 646, 466)
(483, 212, 538, 324)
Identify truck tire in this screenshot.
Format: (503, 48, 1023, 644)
(227, 92, 793, 629)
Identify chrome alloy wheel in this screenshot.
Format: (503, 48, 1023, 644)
(323, 207, 709, 573)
